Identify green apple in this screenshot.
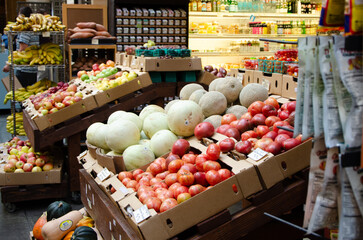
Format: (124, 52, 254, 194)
(41, 109, 48, 115)
(75, 92, 83, 98)
(9, 148, 18, 156)
(14, 168, 24, 173)
(21, 146, 29, 153)
(32, 166, 42, 172)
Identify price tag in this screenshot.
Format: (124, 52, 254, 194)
(248, 148, 268, 161)
(97, 168, 111, 182)
(91, 39, 99, 45)
(119, 185, 129, 195)
(38, 65, 46, 71)
(133, 205, 151, 223)
(42, 32, 50, 37)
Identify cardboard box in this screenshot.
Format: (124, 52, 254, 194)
(115, 52, 124, 66)
(95, 148, 126, 174)
(94, 72, 152, 106)
(24, 95, 98, 131)
(136, 57, 202, 72)
(1, 75, 23, 92)
(197, 71, 217, 85)
(122, 54, 133, 67)
(99, 174, 133, 205)
(243, 70, 254, 86)
(0, 159, 62, 186)
(253, 71, 283, 95)
(229, 68, 238, 78)
(86, 141, 98, 159)
(281, 75, 298, 99)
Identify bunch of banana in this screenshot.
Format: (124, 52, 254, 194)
(29, 43, 63, 65)
(3, 79, 54, 104)
(9, 43, 63, 65)
(6, 112, 26, 136)
(4, 13, 65, 32)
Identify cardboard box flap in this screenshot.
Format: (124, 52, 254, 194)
(138, 214, 170, 240)
(1, 75, 23, 92)
(95, 148, 126, 174)
(79, 151, 98, 170)
(100, 175, 133, 203)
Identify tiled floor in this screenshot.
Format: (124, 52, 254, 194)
(0, 110, 83, 239)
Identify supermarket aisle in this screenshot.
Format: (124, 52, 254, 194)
(0, 112, 83, 239)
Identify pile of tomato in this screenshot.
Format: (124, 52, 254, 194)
(116, 139, 233, 213)
(275, 49, 298, 61)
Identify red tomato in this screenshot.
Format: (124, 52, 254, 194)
(203, 160, 221, 172)
(137, 186, 153, 196)
(235, 141, 252, 154)
(149, 162, 163, 176)
(182, 153, 196, 164)
(173, 185, 189, 198)
(117, 171, 133, 181)
(277, 125, 294, 138)
(229, 120, 239, 129)
(236, 119, 253, 133)
(171, 139, 190, 157)
(265, 116, 281, 127)
(188, 184, 206, 196)
(264, 97, 279, 110)
(280, 102, 288, 112)
(165, 173, 178, 186)
(254, 138, 274, 151)
(282, 138, 300, 150)
(265, 142, 282, 155)
(248, 101, 265, 116)
(151, 181, 168, 191)
(177, 169, 195, 186)
(247, 138, 258, 147)
(177, 192, 191, 204)
(138, 190, 156, 204)
(194, 171, 208, 186)
(160, 198, 178, 212)
(157, 189, 174, 202)
(216, 124, 232, 135)
(150, 178, 162, 186)
(135, 172, 153, 182)
(180, 163, 197, 174)
(132, 169, 144, 179)
(278, 110, 290, 120)
(275, 134, 291, 146)
(206, 144, 221, 161)
(225, 127, 241, 141)
(261, 104, 278, 117)
(126, 180, 138, 189)
(221, 113, 237, 125)
(256, 125, 270, 138)
(241, 130, 258, 141)
(122, 177, 132, 186)
(155, 171, 169, 180)
(154, 157, 167, 171)
(219, 138, 235, 152)
(168, 182, 181, 194)
(165, 153, 180, 169)
(295, 134, 302, 143)
(138, 177, 151, 186)
(287, 101, 296, 113)
(251, 113, 267, 126)
(240, 112, 253, 120)
(273, 121, 290, 132)
(205, 170, 222, 186)
(262, 131, 278, 140)
(168, 159, 185, 173)
(110, 187, 116, 193)
(145, 197, 162, 212)
(218, 169, 232, 181)
(195, 154, 208, 172)
(194, 122, 215, 140)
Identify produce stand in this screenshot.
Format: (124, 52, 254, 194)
(79, 168, 310, 240)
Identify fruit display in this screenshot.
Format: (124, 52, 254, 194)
(3, 137, 54, 173)
(9, 43, 63, 65)
(71, 56, 107, 73)
(66, 22, 116, 43)
(27, 82, 84, 115)
(4, 14, 65, 32)
(77, 60, 117, 82)
(286, 63, 299, 77)
(203, 65, 227, 77)
(115, 139, 235, 213)
(3, 78, 55, 104)
(6, 112, 26, 136)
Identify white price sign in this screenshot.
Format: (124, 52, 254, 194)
(91, 39, 99, 45)
(119, 185, 129, 195)
(248, 148, 268, 161)
(133, 205, 151, 223)
(97, 168, 111, 182)
(38, 65, 46, 71)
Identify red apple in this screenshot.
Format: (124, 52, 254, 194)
(4, 163, 15, 172)
(27, 157, 36, 165)
(15, 161, 24, 169)
(77, 70, 87, 78)
(23, 163, 33, 172)
(42, 162, 54, 171)
(92, 63, 99, 71)
(19, 153, 28, 163)
(35, 158, 45, 167)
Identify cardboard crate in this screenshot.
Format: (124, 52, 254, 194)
(253, 71, 283, 95)
(23, 95, 98, 131)
(122, 54, 133, 67)
(243, 70, 254, 86)
(95, 148, 126, 174)
(281, 75, 298, 99)
(0, 159, 62, 186)
(94, 72, 152, 106)
(1, 75, 23, 92)
(136, 57, 202, 72)
(197, 71, 217, 85)
(115, 52, 124, 66)
(245, 139, 312, 189)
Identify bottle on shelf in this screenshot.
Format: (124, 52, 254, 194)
(281, 0, 288, 13)
(300, 20, 306, 34)
(197, 0, 203, 11)
(192, 0, 198, 11)
(220, 0, 226, 11)
(207, 0, 212, 11)
(276, 0, 281, 13)
(212, 0, 217, 12)
(202, 0, 207, 11)
(216, 0, 221, 11)
(225, 0, 230, 12)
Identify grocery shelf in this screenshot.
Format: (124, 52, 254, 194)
(189, 34, 303, 39)
(8, 64, 65, 69)
(192, 51, 274, 57)
(5, 30, 65, 36)
(189, 12, 320, 19)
